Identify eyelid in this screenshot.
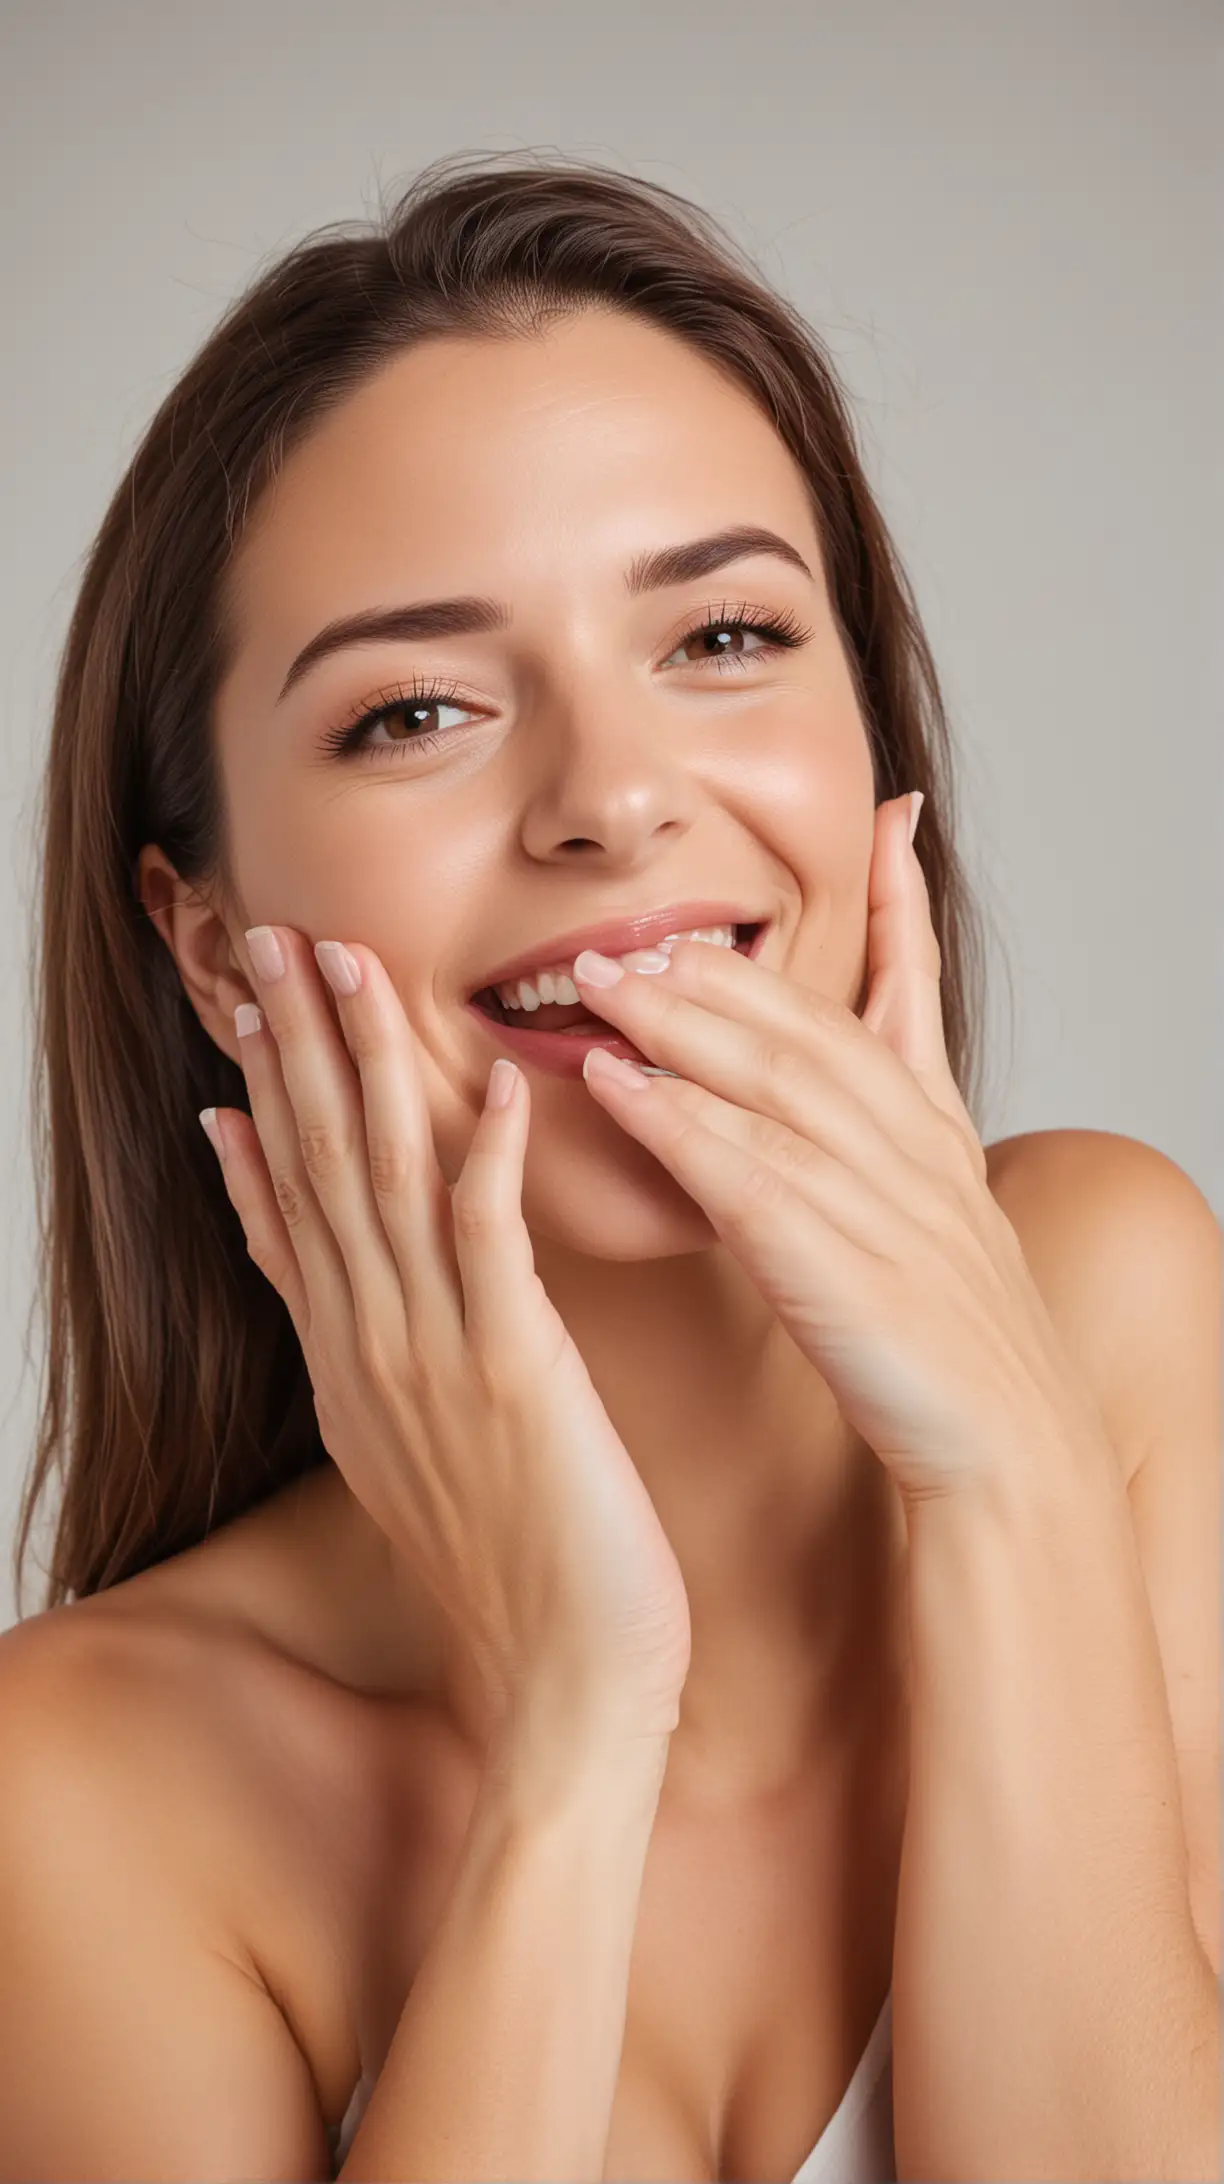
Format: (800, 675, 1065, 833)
(333, 672, 469, 734)
(349, 600, 803, 706)
(657, 595, 810, 658)
(320, 595, 813, 762)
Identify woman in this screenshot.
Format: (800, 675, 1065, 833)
(3, 152, 1217, 2182)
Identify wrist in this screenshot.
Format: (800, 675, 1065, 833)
(482, 1706, 673, 1832)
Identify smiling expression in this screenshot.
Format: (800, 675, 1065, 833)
(212, 305, 877, 1259)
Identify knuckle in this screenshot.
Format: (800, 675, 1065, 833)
(745, 1106, 808, 1177)
(451, 1185, 494, 1244)
(366, 1131, 416, 1199)
(797, 984, 842, 1036)
(343, 1012, 384, 1069)
(737, 1153, 792, 1215)
(755, 1035, 809, 1094)
(270, 1165, 312, 1230)
(743, 1103, 785, 1158)
(338, 1004, 386, 1074)
(297, 1120, 349, 1185)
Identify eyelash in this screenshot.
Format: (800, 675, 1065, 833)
(318, 600, 814, 764)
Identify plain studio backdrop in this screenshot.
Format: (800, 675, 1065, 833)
(0, 0, 1219, 1629)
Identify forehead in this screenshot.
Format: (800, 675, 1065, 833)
(227, 310, 821, 633)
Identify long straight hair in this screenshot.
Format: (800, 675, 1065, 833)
(12, 150, 1005, 1618)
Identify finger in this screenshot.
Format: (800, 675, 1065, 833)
(256, 926, 456, 1336)
(338, 969, 563, 1380)
(200, 1097, 311, 1344)
(858, 795, 981, 1156)
(230, 999, 359, 1346)
(448, 1057, 550, 1372)
(311, 940, 494, 1369)
(573, 941, 931, 1199)
(580, 1050, 871, 1291)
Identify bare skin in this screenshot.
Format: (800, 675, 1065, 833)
(140, 304, 903, 1808)
(97, 307, 1096, 2174)
(43, 1142, 1111, 2181)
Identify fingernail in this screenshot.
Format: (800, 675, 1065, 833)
(583, 1046, 650, 1092)
(245, 926, 285, 981)
(573, 948, 625, 987)
(199, 1108, 226, 1162)
(235, 1003, 263, 1039)
(315, 940, 362, 997)
(487, 1057, 519, 1109)
(907, 792, 924, 847)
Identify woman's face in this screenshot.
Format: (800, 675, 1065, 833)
(213, 306, 876, 1261)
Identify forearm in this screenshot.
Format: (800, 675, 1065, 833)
(895, 1439, 1220, 2183)
(338, 1729, 669, 2183)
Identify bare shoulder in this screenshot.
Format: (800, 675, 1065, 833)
(0, 1600, 238, 1930)
(983, 1125, 1219, 1489)
(0, 1570, 339, 1913)
(0, 1482, 408, 1903)
(0, 1549, 388, 2140)
(0, 1460, 450, 1880)
(984, 1128, 1222, 1977)
(0, 1589, 368, 2175)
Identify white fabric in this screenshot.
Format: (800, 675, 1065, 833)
(791, 1988, 895, 2183)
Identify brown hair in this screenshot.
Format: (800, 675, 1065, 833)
(12, 148, 1009, 1619)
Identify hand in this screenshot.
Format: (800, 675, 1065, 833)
(572, 793, 1108, 1506)
(199, 929, 692, 1754)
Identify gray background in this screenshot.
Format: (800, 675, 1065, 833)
(1, 0, 1219, 1626)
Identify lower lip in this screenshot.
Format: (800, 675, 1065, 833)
(464, 925, 768, 1079)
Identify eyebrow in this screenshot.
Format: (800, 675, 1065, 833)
(274, 524, 814, 704)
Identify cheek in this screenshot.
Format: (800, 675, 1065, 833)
(329, 796, 505, 966)
(751, 716, 874, 1006)
(757, 670, 874, 823)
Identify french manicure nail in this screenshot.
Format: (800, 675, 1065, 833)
(315, 940, 362, 996)
(583, 1046, 650, 1092)
(573, 948, 625, 986)
(245, 926, 285, 981)
(199, 1108, 226, 1162)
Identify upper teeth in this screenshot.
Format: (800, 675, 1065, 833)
(493, 924, 738, 1012)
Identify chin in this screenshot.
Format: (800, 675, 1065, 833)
(523, 1128, 721, 1263)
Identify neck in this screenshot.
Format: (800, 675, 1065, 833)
(378, 1237, 912, 1811)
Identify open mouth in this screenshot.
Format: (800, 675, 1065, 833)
(469, 922, 767, 1033)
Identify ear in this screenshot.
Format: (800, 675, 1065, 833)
(134, 846, 251, 1065)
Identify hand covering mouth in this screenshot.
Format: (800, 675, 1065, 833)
(469, 923, 764, 1032)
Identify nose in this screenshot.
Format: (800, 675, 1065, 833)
(514, 678, 705, 866)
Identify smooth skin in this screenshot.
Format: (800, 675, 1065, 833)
(7, 304, 1214, 2181)
(142, 305, 910, 1810)
(220, 924, 697, 1759)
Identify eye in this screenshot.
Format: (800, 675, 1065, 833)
(318, 680, 479, 764)
(661, 603, 809, 672)
(318, 598, 812, 764)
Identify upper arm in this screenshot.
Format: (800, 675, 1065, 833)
(993, 1128, 1221, 1977)
(1113, 1146, 1222, 1980)
(0, 1630, 332, 2182)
